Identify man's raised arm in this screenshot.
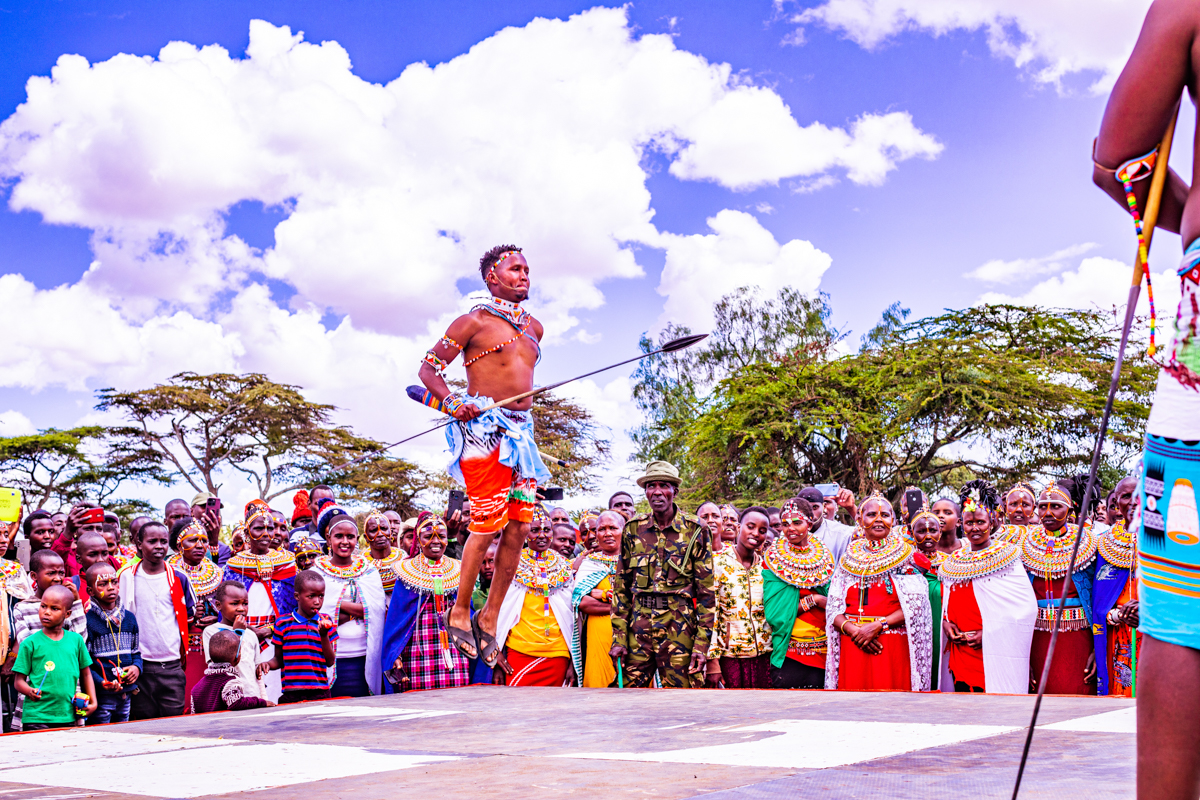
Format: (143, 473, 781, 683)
(417, 316, 480, 422)
(1093, 0, 1194, 232)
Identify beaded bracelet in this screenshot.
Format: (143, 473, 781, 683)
(440, 335, 464, 352)
(422, 350, 449, 375)
(443, 393, 466, 414)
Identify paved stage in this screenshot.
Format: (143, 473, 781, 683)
(0, 687, 1135, 799)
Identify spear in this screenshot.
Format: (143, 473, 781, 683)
(315, 332, 708, 479)
(1011, 103, 1180, 800)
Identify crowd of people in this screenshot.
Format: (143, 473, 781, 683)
(0, 457, 1136, 731)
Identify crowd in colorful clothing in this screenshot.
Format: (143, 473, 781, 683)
(0, 462, 1139, 731)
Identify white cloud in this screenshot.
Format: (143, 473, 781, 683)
(966, 242, 1097, 282)
(655, 209, 832, 330)
(786, 0, 1152, 91)
(980, 255, 1181, 321)
(0, 9, 934, 487)
(0, 411, 35, 437)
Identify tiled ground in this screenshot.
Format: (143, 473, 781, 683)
(0, 687, 1135, 799)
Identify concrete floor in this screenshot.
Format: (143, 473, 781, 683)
(0, 687, 1135, 799)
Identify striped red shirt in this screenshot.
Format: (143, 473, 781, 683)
(271, 611, 337, 692)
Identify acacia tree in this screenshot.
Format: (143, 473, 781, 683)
(97, 372, 407, 501)
(0, 427, 166, 510)
(682, 303, 1154, 505)
(532, 390, 611, 494)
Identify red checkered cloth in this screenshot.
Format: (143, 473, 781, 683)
(402, 596, 470, 690)
(246, 614, 275, 652)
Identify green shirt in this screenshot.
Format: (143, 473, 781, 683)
(14, 629, 92, 724)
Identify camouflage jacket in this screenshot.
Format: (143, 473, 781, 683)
(611, 505, 716, 655)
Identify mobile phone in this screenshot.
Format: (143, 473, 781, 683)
(814, 483, 840, 498)
(904, 489, 925, 523)
(0, 487, 21, 523)
(81, 507, 106, 526)
(542, 487, 564, 502)
(447, 489, 465, 518)
(205, 497, 221, 513)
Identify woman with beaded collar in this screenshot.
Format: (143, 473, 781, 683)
(763, 497, 834, 690)
(1092, 475, 1140, 696)
(570, 510, 622, 688)
(362, 511, 401, 602)
(996, 482, 1039, 545)
(380, 512, 470, 692)
(313, 506, 387, 697)
(825, 492, 933, 692)
(494, 506, 576, 686)
(167, 518, 223, 702)
(1023, 482, 1098, 695)
(938, 480, 1037, 694)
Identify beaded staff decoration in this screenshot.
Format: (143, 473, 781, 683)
(1098, 146, 1161, 356)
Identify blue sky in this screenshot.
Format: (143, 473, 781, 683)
(0, 0, 1182, 508)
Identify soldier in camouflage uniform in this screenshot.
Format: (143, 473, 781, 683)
(609, 461, 715, 688)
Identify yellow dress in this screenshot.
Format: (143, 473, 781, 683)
(507, 591, 570, 658)
(583, 575, 617, 688)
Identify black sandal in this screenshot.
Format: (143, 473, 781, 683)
(444, 609, 478, 660)
(472, 613, 510, 673)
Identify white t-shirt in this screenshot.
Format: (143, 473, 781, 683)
(202, 623, 266, 699)
(135, 570, 179, 662)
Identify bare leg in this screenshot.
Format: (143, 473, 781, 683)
(1138, 634, 1200, 799)
(478, 517, 528, 633)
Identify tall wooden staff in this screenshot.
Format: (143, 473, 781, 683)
(1011, 103, 1180, 799)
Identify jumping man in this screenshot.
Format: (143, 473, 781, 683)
(418, 245, 551, 671)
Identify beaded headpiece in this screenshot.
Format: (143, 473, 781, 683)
(578, 511, 599, 527)
(289, 536, 321, 557)
(177, 520, 207, 547)
(858, 489, 892, 516)
(363, 510, 389, 531)
(909, 503, 940, 530)
(530, 504, 550, 528)
(415, 511, 448, 536)
(1005, 482, 1037, 504)
(490, 249, 521, 278)
(245, 499, 273, 528)
(780, 497, 808, 524)
(1042, 481, 1074, 508)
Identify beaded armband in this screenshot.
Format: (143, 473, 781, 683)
(423, 350, 449, 375)
(443, 393, 466, 414)
(440, 335, 464, 351)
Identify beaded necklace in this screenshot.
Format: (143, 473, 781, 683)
(167, 554, 222, 598)
(369, 550, 403, 593)
(316, 555, 372, 580)
(1020, 524, 1097, 580)
(926, 549, 949, 570)
(514, 549, 571, 642)
(1098, 520, 1134, 570)
(395, 555, 462, 594)
(840, 533, 913, 578)
(939, 542, 1021, 585)
(585, 551, 619, 565)
(226, 549, 295, 582)
(467, 298, 541, 367)
(993, 524, 1030, 545)
(762, 537, 834, 588)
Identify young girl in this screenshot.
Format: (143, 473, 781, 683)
(938, 480, 1037, 694)
(763, 497, 833, 690)
(707, 507, 773, 688)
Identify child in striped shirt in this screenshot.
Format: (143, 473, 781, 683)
(268, 570, 337, 704)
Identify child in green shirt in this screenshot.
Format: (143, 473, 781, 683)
(14, 584, 97, 729)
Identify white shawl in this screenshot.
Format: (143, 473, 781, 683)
(824, 565, 933, 691)
(938, 559, 1037, 694)
(317, 562, 387, 695)
(496, 579, 576, 656)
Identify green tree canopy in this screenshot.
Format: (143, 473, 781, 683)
(633, 287, 1153, 506)
(97, 372, 413, 502)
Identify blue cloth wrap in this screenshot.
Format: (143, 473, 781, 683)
(444, 394, 551, 487)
